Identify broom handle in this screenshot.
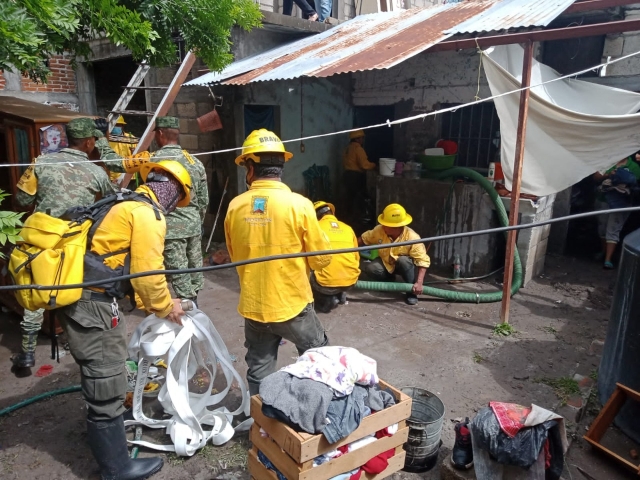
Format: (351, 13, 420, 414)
(206, 177, 229, 252)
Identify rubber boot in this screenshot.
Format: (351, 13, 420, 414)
(87, 415, 163, 480)
(11, 333, 38, 368)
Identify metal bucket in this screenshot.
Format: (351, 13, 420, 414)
(401, 387, 446, 473)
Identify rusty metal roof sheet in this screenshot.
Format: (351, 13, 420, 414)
(185, 0, 575, 87)
(447, 0, 576, 34)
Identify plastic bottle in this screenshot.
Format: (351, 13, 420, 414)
(453, 254, 462, 279)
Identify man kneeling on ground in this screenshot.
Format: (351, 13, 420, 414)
(311, 201, 361, 313)
(358, 203, 429, 305)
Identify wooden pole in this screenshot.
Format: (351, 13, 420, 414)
(499, 40, 534, 324)
(119, 51, 197, 188)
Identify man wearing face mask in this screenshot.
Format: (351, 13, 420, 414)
(148, 116, 209, 307)
(224, 129, 332, 396)
(57, 160, 191, 480)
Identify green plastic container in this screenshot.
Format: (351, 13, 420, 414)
(417, 154, 456, 174)
(360, 249, 379, 260)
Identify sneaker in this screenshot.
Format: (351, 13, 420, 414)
(405, 293, 418, 306)
(604, 261, 614, 270)
(308, 13, 318, 21)
(338, 292, 347, 305)
(451, 417, 473, 470)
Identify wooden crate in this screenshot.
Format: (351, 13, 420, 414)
(584, 383, 640, 475)
(249, 379, 412, 480)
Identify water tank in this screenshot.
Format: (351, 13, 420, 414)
(599, 228, 640, 442)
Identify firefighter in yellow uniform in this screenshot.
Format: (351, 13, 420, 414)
(224, 129, 332, 396)
(343, 130, 376, 222)
(108, 116, 139, 185)
(359, 203, 430, 306)
(57, 160, 191, 480)
(310, 201, 361, 313)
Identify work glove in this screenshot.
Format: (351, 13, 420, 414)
(95, 117, 109, 135)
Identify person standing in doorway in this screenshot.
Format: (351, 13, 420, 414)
(225, 129, 331, 395)
(343, 130, 376, 223)
(150, 116, 209, 306)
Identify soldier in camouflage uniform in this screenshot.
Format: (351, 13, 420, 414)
(151, 117, 209, 305)
(12, 118, 117, 369)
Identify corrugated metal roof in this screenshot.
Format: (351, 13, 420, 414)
(185, 0, 575, 87)
(446, 0, 576, 34)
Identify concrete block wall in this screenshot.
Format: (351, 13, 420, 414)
(501, 195, 556, 286)
(602, 7, 640, 78)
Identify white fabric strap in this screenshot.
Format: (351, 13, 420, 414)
(125, 309, 252, 456)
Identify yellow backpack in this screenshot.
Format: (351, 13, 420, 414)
(8, 191, 161, 311)
(9, 212, 90, 310)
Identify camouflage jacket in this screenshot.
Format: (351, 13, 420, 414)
(151, 145, 209, 240)
(15, 148, 116, 218)
(96, 137, 126, 172)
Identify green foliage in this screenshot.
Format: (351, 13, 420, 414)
(0, 0, 262, 83)
(492, 322, 516, 337)
(0, 190, 24, 259)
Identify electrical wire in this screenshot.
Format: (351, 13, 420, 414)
(4, 46, 640, 169)
(3, 205, 639, 292)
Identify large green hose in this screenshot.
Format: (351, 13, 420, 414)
(0, 385, 81, 417)
(355, 167, 523, 303)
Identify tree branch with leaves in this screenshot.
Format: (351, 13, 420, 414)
(0, 190, 24, 259)
(0, 0, 262, 83)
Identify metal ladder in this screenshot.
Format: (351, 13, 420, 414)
(109, 51, 197, 187)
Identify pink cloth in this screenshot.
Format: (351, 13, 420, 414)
(281, 346, 378, 396)
(489, 402, 532, 438)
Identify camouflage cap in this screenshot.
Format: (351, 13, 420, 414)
(66, 117, 97, 139)
(155, 116, 180, 130)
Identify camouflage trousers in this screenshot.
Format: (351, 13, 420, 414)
(21, 308, 44, 335)
(164, 235, 204, 299)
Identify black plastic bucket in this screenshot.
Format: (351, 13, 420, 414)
(401, 387, 445, 473)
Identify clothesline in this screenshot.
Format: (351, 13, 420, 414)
(3, 46, 640, 169)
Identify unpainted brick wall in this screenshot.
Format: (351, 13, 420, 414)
(0, 71, 5, 90)
(20, 55, 77, 93)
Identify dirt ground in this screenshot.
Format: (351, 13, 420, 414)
(0, 255, 635, 480)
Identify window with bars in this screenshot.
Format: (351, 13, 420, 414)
(440, 102, 500, 170)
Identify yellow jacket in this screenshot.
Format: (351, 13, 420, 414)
(315, 214, 360, 287)
(343, 142, 376, 172)
(361, 225, 430, 273)
(90, 185, 173, 317)
(108, 138, 137, 183)
(224, 180, 332, 323)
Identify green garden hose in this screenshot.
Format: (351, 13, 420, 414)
(0, 385, 81, 417)
(355, 167, 523, 303)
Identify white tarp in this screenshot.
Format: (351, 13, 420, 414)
(482, 44, 640, 196)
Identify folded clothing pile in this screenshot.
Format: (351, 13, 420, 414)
(257, 346, 398, 479)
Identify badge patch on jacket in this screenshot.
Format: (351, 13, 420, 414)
(331, 222, 339, 229)
(251, 196, 268, 215)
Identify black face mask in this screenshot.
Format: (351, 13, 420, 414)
(146, 180, 181, 213)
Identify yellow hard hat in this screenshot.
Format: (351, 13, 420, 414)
(378, 203, 412, 227)
(313, 201, 335, 215)
(140, 160, 192, 208)
(116, 115, 126, 125)
(349, 130, 365, 140)
(235, 128, 293, 166)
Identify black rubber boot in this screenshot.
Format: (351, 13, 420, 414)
(11, 333, 38, 368)
(451, 417, 473, 470)
(87, 415, 163, 480)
